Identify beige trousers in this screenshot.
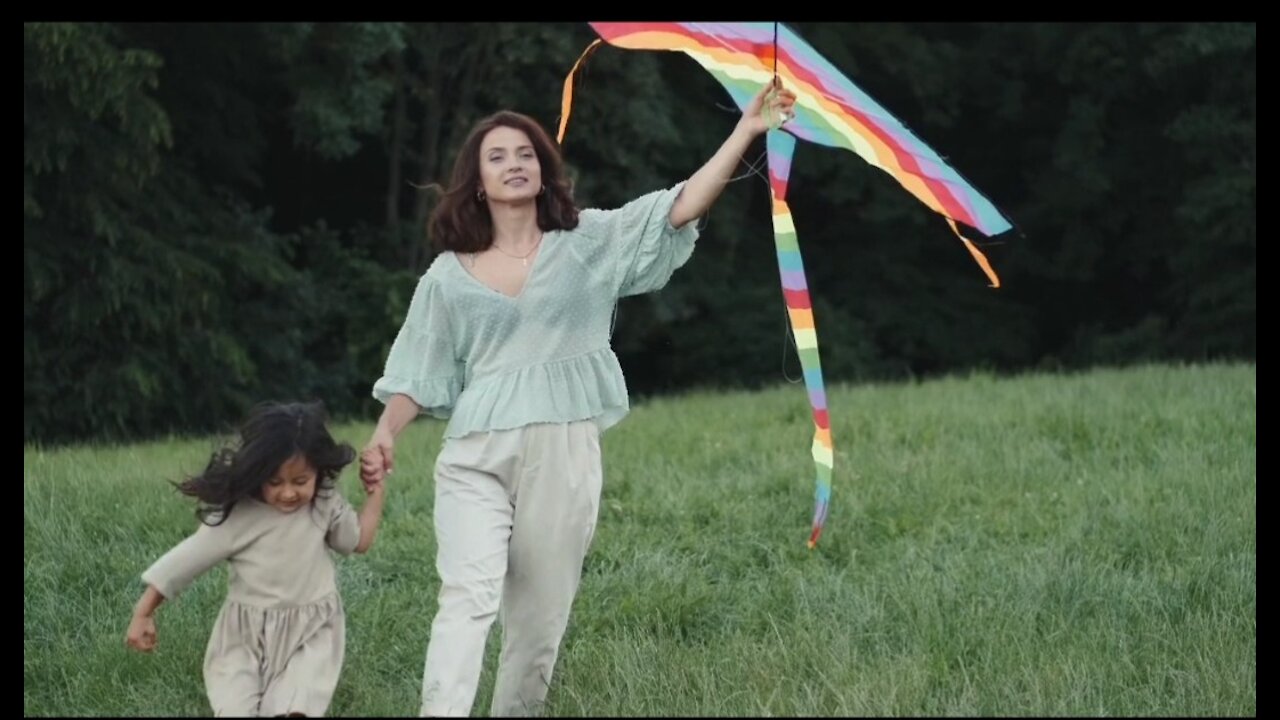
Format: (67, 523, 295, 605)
(420, 420, 603, 717)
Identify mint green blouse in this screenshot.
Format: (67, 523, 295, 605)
(372, 182, 700, 439)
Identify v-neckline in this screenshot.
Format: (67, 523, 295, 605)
(451, 233, 551, 301)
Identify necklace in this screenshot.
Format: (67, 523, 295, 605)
(490, 233, 543, 267)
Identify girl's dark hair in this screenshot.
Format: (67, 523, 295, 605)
(427, 110, 580, 254)
(175, 401, 355, 525)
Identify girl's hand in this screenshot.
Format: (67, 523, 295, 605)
(126, 614, 158, 653)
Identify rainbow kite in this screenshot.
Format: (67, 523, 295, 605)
(558, 22, 1013, 549)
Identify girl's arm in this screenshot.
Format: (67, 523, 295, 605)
(354, 481, 386, 554)
(126, 585, 165, 652)
(128, 521, 233, 652)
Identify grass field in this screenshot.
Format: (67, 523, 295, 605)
(24, 362, 1256, 716)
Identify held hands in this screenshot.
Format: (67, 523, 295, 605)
(360, 429, 394, 491)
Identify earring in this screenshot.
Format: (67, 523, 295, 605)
(476, 189, 486, 201)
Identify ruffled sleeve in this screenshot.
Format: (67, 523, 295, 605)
(372, 273, 464, 419)
(579, 181, 701, 299)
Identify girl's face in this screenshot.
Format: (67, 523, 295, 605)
(261, 453, 317, 514)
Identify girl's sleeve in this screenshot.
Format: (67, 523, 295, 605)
(140, 521, 234, 599)
(324, 492, 362, 556)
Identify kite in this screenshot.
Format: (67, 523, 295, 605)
(557, 22, 1014, 548)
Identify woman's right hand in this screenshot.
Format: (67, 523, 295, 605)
(360, 428, 395, 489)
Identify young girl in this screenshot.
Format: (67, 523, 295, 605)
(126, 400, 385, 717)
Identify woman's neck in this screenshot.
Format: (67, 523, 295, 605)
(488, 201, 541, 249)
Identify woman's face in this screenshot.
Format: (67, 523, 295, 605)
(477, 126, 543, 205)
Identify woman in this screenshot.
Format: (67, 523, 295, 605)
(361, 80, 796, 717)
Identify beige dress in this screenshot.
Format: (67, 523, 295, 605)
(142, 491, 361, 717)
